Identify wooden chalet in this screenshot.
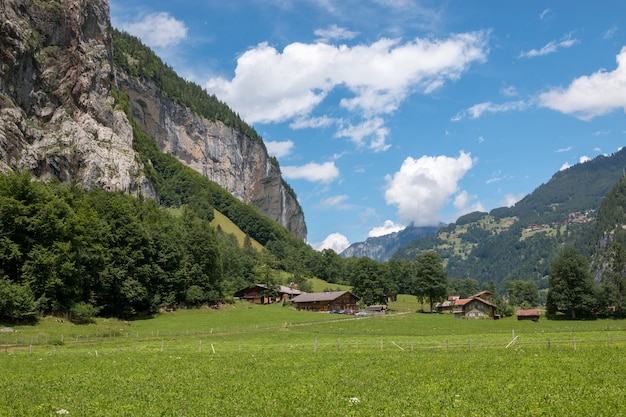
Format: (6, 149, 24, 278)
(234, 284, 302, 304)
(516, 309, 541, 322)
(452, 293, 497, 319)
(290, 291, 359, 312)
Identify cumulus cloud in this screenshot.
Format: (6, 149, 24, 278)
(117, 12, 188, 48)
(265, 140, 294, 158)
(539, 47, 626, 120)
(335, 117, 391, 151)
(452, 100, 530, 121)
(205, 31, 489, 147)
(368, 220, 405, 237)
(518, 33, 578, 58)
(281, 161, 340, 183)
(310, 233, 351, 252)
(453, 190, 485, 218)
(500, 194, 524, 208)
(384, 151, 474, 226)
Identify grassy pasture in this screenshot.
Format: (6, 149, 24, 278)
(2, 303, 626, 416)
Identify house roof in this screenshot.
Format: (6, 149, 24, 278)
(291, 291, 357, 303)
(470, 291, 494, 298)
(454, 297, 496, 308)
(516, 309, 541, 317)
(234, 284, 302, 297)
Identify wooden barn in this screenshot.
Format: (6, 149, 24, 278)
(516, 309, 541, 322)
(290, 291, 359, 312)
(234, 284, 302, 304)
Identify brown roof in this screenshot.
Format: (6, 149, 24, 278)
(516, 309, 541, 317)
(291, 291, 356, 303)
(454, 297, 496, 308)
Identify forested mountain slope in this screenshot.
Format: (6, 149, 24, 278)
(393, 148, 626, 291)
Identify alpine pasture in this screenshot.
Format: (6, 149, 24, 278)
(2, 301, 626, 416)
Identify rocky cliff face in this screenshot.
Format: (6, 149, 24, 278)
(0, 0, 306, 240)
(0, 0, 154, 195)
(117, 72, 307, 240)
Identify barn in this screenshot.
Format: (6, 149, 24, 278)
(234, 284, 302, 304)
(290, 291, 359, 313)
(516, 309, 541, 322)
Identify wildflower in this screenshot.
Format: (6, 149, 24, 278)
(56, 409, 69, 414)
(349, 397, 360, 405)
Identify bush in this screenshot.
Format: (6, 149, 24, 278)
(0, 278, 37, 323)
(69, 302, 99, 324)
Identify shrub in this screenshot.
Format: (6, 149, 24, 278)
(69, 302, 98, 324)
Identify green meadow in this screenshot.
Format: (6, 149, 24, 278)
(2, 301, 626, 416)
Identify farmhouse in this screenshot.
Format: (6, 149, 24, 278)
(234, 284, 302, 304)
(516, 309, 541, 322)
(450, 293, 497, 319)
(290, 291, 359, 312)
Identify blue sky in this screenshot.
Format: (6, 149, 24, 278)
(110, 1, 626, 253)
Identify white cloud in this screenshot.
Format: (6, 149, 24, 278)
(519, 33, 578, 59)
(314, 25, 358, 42)
(310, 233, 351, 252)
(556, 146, 572, 153)
(453, 191, 485, 218)
(335, 117, 391, 151)
(368, 220, 405, 237)
(452, 100, 529, 121)
(539, 47, 626, 120)
(205, 31, 489, 147)
(559, 162, 571, 171)
(281, 161, 340, 183)
(579, 155, 591, 164)
(500, 85, 518, 97)
(500, 194, 524, 208)
(265, 140, 294, 158)
(539, 8, 551, 20)
(117, 12, 188, 48)
(603, 26, 618, 40)
(290, 116, 337, 129)
(318, 195, 350, 209)
(384, 151, 474, 226)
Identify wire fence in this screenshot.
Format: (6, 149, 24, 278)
(3, 330, 626, 357)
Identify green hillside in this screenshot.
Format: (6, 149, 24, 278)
(394, 149, 626, 291)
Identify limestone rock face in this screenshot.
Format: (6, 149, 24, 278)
(117, 72, 307, 240)
(0, 0, 306, 240)
(0, 0, 154, 196)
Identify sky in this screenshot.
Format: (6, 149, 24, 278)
(109, 1, 626, 253)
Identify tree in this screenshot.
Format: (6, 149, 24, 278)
(546, 246, 596, 319)
(449, 277, 479, 298)
(506, 280, 539, 307)
(413, 251, 448, 312)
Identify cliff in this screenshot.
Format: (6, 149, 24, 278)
(0, 0, 306, 240)
(0, 0, 153, 195)
(116, 71, 307, 240)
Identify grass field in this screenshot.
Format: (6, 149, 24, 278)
(2, 301, 626, 416)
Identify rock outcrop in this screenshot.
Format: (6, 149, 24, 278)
(0, 0, 306, 240)
(0, 0, 154, 195)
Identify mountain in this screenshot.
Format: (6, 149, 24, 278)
(0, 0, 306, 240)
(340, 224, 441, 261)
(392, 149, 626, 290)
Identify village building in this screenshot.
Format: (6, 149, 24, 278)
(436, 292, 497, 319)
(290, 291, 359, 313)
(516, 309, 541, 322)
(452, 297, 497, 319)
(234, 284, 302, 304)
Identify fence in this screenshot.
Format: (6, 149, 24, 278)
(4, 329, 626, 357)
